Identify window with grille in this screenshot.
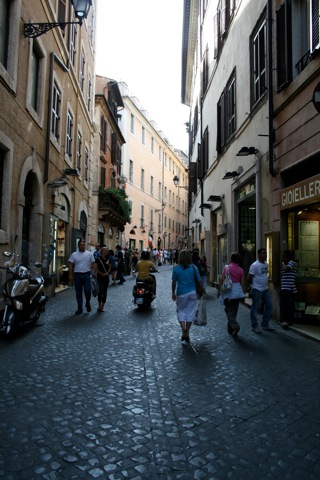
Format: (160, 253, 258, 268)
(276, 0, 320, 89)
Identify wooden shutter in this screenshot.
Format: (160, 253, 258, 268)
(276, 1, 292, 91)
(188, 162, 197, 193)
(311, 0, 320, 51)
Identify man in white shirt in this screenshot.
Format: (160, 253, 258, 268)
(68, 239, 96, 315)
(247, 248, 274, 333)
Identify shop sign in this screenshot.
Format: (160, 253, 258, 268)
(280, 174, 320, 210)
(237, 180, 255, 201)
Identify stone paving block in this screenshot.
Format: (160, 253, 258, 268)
(0, 266, 319, 479)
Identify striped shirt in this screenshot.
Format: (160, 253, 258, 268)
(281, 260, 297, 292)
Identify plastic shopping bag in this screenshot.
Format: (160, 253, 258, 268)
(91, 277, 98, 297)
(193, 297, 207, 326)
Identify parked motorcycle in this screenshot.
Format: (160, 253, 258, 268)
(0, 252, 48, 337)
(132, 273, 157, 310)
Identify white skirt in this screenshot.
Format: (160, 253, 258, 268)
(176, 290, 198, 322)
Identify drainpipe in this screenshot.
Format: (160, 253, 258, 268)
(255, 155, 262, 248)
(267, 0, 277, 177)
(44, 53, 69, 183)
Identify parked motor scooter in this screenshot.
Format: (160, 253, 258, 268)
(132, 273, 157, 310)
(0, 252, 48, 337)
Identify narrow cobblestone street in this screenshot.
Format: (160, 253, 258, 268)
(0, 265, 319, 480)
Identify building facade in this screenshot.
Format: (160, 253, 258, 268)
(182, 0, 320, 325)
(271, 0, 320, 325)
(93, 76, 126, 251)
(0, 0, 96, 296)
(118, 83, 189, 253)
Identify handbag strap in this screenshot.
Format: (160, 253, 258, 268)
(98, 257, 108, 274)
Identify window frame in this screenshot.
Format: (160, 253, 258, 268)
(51, 82, 61, 141)
(76, 129, 82, 171)
(251, 16, 267, 109)
(66, 109, 74, 159)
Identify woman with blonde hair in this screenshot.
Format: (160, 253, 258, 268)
(172, 249, 202, 343)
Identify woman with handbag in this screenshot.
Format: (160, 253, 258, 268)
(217, 252, 245, 337)
(172, 249, 203, 343)
(95, 247, 112, 312)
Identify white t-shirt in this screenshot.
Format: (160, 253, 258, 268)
(249, 260, 269, 291)
(68, 250, 95, 273)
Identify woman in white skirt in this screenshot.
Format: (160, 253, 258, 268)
(172, 249, 202, 343)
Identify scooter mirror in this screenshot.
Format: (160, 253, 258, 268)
(3, 251, 12, 257)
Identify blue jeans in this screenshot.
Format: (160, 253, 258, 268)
(74, 272, 91, 310)
(250, 288, 272, 328)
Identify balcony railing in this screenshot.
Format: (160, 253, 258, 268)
(98, 187, 131, 225)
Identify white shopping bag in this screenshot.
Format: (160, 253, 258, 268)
(193, 297, 207, 326)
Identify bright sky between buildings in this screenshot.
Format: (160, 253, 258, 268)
(96, 0, 189, 153)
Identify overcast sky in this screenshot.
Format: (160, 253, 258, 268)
(95, 0, 189, 153)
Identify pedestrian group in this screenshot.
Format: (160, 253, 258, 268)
(68, 240, 297, 345)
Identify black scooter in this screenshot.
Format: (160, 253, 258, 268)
(0, 252, 48, 337)
(132, 273, 157, 310)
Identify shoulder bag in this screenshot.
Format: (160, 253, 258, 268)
(221, 264, 233, 293)
(192, 265, 204, 297)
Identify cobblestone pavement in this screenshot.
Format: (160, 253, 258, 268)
(0, 265, 320, 480)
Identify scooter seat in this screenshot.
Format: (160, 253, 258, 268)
(30, 276, 44, 285)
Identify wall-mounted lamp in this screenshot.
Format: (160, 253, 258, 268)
(222, 166, 243, 180)
(64, 168, 80, 176)
(207, 195, 224, 202)
(236, 147, 258, 156)
(222, 171, 240, 180)
(53, 203, 66, 211)
(48, 177, 68, 188)
(24, 0, 92, 38)
(173, 175, 188, 190)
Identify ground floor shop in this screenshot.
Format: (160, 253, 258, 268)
(280, 172, 320, 327)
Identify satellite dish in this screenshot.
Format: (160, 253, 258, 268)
(47, 177, 68, 188)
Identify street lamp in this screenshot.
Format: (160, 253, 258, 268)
(173, 175, 188, 190)
(24, 0, 92, 38)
